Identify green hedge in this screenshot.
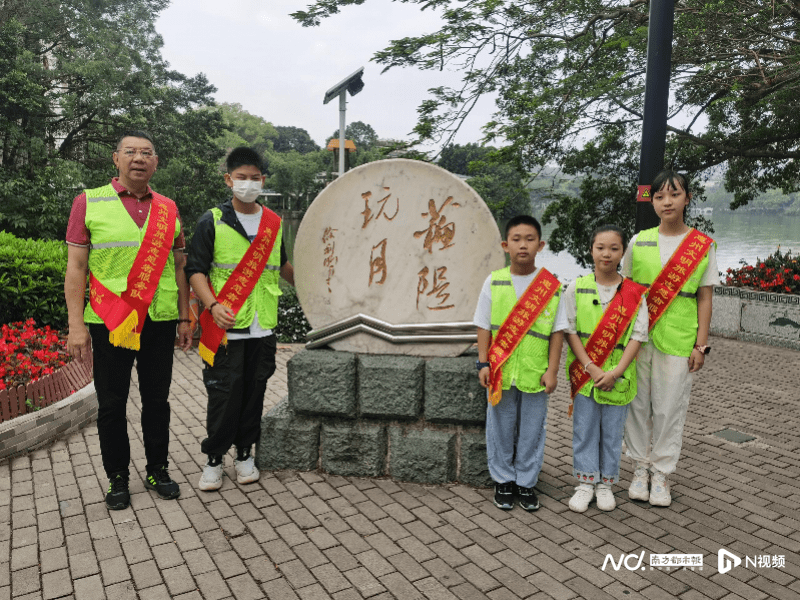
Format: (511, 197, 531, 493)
(0, 230, 315, 339)
(0, 232, 68, 328)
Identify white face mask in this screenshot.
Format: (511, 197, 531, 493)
(231, 179, 262, 203)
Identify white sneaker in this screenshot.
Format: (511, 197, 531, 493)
(568, 484, 595, 513)
(199, 462, 224, 491)
(234, 456, 259, 484)
(628, 466, 650, 501)
(649, 471, 671, 506)
(595, 483, 616, 511)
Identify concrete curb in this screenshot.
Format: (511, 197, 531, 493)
(0, 382, 97, 460)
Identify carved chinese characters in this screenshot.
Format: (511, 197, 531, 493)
(294, 159, 505, 356)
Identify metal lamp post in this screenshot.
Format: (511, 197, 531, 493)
(324, 67, 365, 177)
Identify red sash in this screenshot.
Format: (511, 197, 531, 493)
(567, 279, 647, 413)
(89, 197, 177, 350)
(488, 268, 560, 406)
(199, 207, 282, 366)
(646, 229, 713, 330)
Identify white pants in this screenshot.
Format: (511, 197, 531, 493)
(623, 343, 694, 475)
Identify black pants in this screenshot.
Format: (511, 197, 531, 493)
(90, 317, 176, 478)
(201, 334, 277, 458)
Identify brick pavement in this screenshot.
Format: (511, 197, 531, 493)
(1, 335, 799, 599)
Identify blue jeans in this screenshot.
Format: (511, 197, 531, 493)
(572, 393, 628, 485)
(486, 387, 548, 488)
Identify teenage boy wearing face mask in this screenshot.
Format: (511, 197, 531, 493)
(186, 146, 295, 491)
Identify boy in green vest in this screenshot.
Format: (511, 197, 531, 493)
(473, 215, 563, 511)
(186, 147, 295, 491)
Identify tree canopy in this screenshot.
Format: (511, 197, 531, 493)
(0, 0, 226, 240)
(212, 103, 279, 156)
(438, 142, 493, 176)
(437, 143, 531, 220)
(293, 0, 800, 253)
(328, 121, 379, 151)
(274, 126, 320, 154)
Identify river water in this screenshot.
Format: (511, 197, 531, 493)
(282, 211, 800, 285)
(532, 211, 800, 283)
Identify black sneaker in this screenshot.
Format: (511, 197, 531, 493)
(494, 482, 515, 510)
(105, 474, 130, 510)
(144, 465, 181, 500)
(517, 486, 540, 511)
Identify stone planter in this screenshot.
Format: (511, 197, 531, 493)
(0, 359, 96, 459)
(711, 285, 800, 350)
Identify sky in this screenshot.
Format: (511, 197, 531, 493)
(155, 0, 497, 151)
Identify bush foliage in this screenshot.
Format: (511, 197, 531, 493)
(275, 285, 311, 343)
(0, 232, 68, 328)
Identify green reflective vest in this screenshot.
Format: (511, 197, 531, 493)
(208, 207, 283, 330)
(489, 267, 561, 394)
(565, 274, 639, 405)
(84, 183, 180, 324)
(631, 227, 712, 357)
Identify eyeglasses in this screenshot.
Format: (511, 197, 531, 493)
(119, 148, 156, 159)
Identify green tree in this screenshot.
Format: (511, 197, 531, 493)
(438, 143, 493, 175)
(0, 0, 222, 240)
(437, 144, 531, 220)
(274, 126, 320, 154)
(325, 121, 385, 173)
(293, 0, 800, 255)
(328, 121, 379, 152)
(215, 103, 278, 156)
(542, 127, 639, 267)
(149, 109, 230, 239)
(266, 150, 326, 211)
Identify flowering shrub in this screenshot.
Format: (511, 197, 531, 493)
(725, 248, 800, 295)
(0, 319, 70, 391)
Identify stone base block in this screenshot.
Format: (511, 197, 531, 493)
(424, 357, 486, 425)
(257, 397, 320, 471)
(389, 427, 456, 484)
(459, 430, 492, 488)
(321, 421, 387, 477)
(288, 350, 357, 417)
(358, 355, 424, 419)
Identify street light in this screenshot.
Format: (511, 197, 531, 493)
(324, 67, 365, 177)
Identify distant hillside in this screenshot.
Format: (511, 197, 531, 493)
(523, 173, 800, 215)
(701, 182, 800, 214)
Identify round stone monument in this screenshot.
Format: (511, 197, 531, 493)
(294, 158, 505, 357)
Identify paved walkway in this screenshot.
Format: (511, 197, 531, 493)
(1, 336, 799, 600)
